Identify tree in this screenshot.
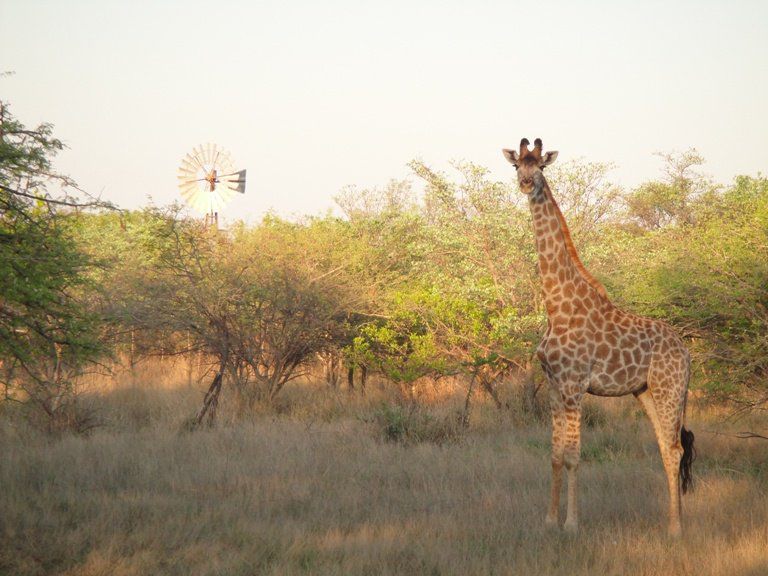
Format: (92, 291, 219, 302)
(0, 99, 106, 432)
(411, 160, 542, 405)
(624, 149, 716, 230)
(544, 158, 622, 245)
(608, 162, 768, 411)
(661, 175, 768, 408)
(108, 208, 367, 421)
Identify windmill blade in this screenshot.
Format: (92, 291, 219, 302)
(179, 157, 201, 173)
(179, 182, 198, 195)
(180, 191, 203, 210)
(196, 144, 207, 163)
(210, 188, 235, 211)
(179, 183, 203, 202)
(216, 153, 234, 177)
(199, 143, 213, 173)
(179, 183, 200, 200)
(212, 146, 222, 171)
(186, 151, 206, 172)
(183, 190, 208, 213)
(178, 168, 199, 183)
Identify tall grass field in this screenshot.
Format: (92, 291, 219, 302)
(1, 361, 766, 576)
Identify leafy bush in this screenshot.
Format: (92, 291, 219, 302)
(369, 403, 464, 445)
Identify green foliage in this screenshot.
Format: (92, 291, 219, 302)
(663, 175, 768, 398)
(113, 154, 768, 411)
(3, 94, 767, 419)
(623, 149, 716, 230)
(544, 158, 622, 244)
(0, 100, 105, 430)
(609, 164, 768, 404)
(370, 402, 463, 445)
(355, 311, 449, 389)
(86, 207, 370, 407)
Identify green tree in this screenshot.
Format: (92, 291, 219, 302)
(0, 100, 105, 431)
(108, 208, 367, 420)
(624, 149, 717, 230)
(663, 175, 768, 406)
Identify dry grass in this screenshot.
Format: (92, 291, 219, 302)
(1, 362, 767, 576)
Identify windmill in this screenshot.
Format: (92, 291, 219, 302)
(177, 143, 246, 228)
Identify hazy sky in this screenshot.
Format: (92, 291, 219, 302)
(2, 0, 767, 221)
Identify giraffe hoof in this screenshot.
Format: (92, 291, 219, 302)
(563, 520, 578, 534)
(668, 525, 682, 539)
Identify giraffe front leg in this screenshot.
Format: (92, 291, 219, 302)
(562, 394, 583, 533)
(547, 389, 566, 527)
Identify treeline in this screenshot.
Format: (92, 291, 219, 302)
(2, 102, 767, 431)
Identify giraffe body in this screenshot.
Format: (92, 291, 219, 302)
(503, 138, 695, 537)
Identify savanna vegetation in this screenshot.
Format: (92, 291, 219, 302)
(1, 101, 767, 575)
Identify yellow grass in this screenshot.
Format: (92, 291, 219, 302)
(1, 361, 767, 576)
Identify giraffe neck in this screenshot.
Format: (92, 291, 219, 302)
(529, 177, 612, 317)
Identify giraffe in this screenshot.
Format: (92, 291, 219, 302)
(502, 138, 695, 537)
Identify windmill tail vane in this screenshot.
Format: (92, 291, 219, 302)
(220, 169, 246, 194)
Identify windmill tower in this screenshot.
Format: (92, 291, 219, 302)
(177, 143, 246, 228)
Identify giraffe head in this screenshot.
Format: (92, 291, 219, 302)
(502, 138, 559, 196)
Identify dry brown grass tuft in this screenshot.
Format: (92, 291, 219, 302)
(1, 362, 767, 575)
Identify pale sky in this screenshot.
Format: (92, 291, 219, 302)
(2, 0, 767, 222)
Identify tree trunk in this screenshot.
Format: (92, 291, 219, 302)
(192, 360, 226, 429)
(324, 352, 339, 388)
(347, 366, 355, 393)
(461, 373, 477, 429)
(521, 360, 540, 414)
(480, 377, 504, 410)
(186, 331, 193, 388)
(129, 328, 135, 370)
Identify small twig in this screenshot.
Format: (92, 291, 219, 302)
(735, 431, 768, 441)
(701, 429, 768, 441)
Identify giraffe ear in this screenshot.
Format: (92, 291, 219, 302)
(541, 150, 559, 167)
(502, 148, 519, 165)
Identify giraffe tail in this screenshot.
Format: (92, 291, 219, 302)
(680, 426, 696, 494)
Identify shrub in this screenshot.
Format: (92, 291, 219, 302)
(369, 403, 464, 445)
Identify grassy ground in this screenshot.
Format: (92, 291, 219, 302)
(1, 362, 767, 576)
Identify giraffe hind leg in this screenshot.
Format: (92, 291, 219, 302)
(635, 370, 688, 537)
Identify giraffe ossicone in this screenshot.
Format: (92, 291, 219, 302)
(503, 138, 695, 537)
